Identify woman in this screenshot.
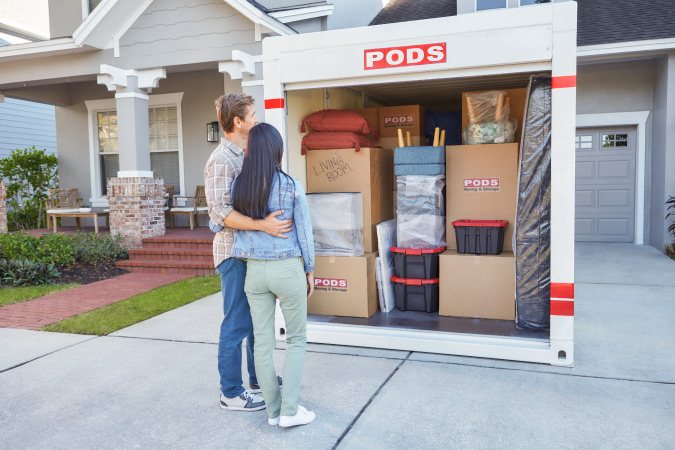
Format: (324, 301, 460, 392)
(230, 123, 316, 428)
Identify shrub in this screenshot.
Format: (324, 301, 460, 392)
(71, 232, 128, 264)
(0, 232, 128, 267)
(0, 259, 60, 287)
(0, 232, 75, 266)
(0, 147, 59, 231)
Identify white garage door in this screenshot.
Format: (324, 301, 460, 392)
(575, 127, 636, 243)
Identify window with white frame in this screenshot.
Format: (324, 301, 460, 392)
(476, 0, 506, 11)
(519, 0, 551, 5)
(96, 106, 181, 195)
(87, 93, 184, 205)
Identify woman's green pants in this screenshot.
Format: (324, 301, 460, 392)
(244, 257, 307, 418)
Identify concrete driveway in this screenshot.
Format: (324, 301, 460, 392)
(1, 243, 674, 449)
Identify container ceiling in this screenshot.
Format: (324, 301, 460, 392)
(349, 71, 544, 106)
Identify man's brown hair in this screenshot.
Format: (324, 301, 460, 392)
(215, 93, 255, 133)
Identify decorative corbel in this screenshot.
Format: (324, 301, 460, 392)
(219, 51, 262, 80)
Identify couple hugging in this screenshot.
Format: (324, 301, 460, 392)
(204, 93, 315, 428)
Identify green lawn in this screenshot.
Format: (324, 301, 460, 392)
(0, 284, 81, 308)
(42, 275, 221, 335)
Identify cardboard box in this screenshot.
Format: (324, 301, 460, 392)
(446, 143, 519, 252)
(308, 253, 378, 318)
(306, 147, 393, 253)
(438, 249, 515, 320)
(379, 105, 425, 138)
(462, 88, 527, 144)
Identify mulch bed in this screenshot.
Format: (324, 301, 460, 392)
(56, 262, 129, 285)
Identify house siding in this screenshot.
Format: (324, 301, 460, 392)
(118, 0, 260, 69)
(0, 97, 57, 158)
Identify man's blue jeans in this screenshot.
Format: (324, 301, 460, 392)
(217, 257, 258, 398)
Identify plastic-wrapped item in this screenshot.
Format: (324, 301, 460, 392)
(465, 91, 507, 124)
(396, 175, 446, 248)
(463, 118, 518, 145)
(514, 75, 552, 331)
(307, 193, 364, 256)
(376, 219, 397, 313)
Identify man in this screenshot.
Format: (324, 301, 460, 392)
(204, 93, 292, 411)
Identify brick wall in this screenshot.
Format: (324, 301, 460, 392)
(107, 177, 165, 249)
(0, 180, 7, 234)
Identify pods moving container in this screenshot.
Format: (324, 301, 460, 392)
(263, 3, 576, 366)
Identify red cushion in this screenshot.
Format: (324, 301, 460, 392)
(301, 109, 379, 139)
(301, 132, 374, 155)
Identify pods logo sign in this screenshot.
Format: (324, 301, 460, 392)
(314, 277, 348, 292)
(314, 278, 347, 288)
(463, 178, 500, 192)
(383, 114, 416, 129)
(364, 43, 446, 70)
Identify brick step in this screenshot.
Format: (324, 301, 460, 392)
(141, 238, 212, 250)
(115, 259, 215, 276)
(128, 247, 212, 262)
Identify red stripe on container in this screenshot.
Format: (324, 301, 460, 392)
(264, 98, 285, 109)
(390, 276, 440, 285)
(552, 76, 576, 89)
(550, 300, 574, 316)
(551, 283, 574, 299)
(390, 246, 446, 255)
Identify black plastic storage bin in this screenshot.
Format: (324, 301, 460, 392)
(391, 246, 446, 279)
(452, 220, 508, 255)
(391, 276, 440, 313)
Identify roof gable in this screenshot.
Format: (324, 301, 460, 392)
(73, 0, 296, 51)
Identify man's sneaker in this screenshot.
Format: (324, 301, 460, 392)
(250, 375, 283, 394)
(219, 390, 265, 411)
(279, 405, 316, 428)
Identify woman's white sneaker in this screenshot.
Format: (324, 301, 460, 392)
(268, 416, 280, 426)
(278, 405, 316, 428)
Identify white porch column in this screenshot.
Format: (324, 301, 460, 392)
(219, 51, 265, 121)
(97, 65, 168, 248)
(98, 65, 166, 176)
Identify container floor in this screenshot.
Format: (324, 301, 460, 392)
(307, 310, 548, 340)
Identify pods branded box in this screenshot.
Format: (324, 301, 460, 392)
(308, 253, 378, 318)
(446, 143, 519, 252)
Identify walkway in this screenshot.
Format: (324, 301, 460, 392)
(0, 273, 189, 330)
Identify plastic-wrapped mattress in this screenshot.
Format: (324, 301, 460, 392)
(515, 75, 552, 331)
(396, 175, 446, 249)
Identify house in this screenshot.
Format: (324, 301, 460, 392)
(0, 0, 384, 246)
(370, 0, 675, 250)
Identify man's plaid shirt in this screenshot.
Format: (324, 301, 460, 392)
(204, 137, 244, 268)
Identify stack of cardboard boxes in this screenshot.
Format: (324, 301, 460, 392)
(303, 90, 525, 322)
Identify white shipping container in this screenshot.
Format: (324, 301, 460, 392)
(263, 3, 577, 366)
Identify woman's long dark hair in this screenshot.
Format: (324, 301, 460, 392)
(232, 123, 294, 220)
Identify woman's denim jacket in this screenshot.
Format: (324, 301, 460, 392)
(230, 173, 315, 272)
